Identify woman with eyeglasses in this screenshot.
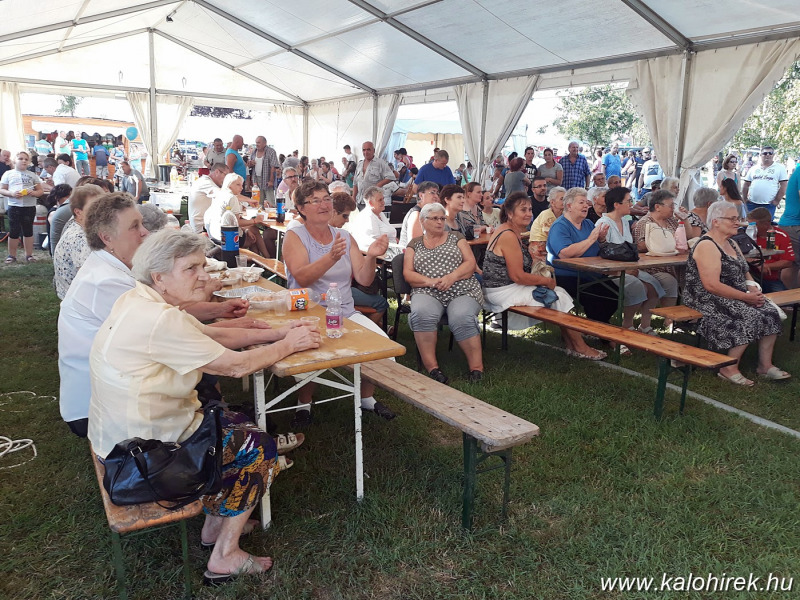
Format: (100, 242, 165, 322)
(716, 154, 740, 192)
(283, 181, 396, 426)
(403, 202, 485, 383)
(684, 201, 788, 385)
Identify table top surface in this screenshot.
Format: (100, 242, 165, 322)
(242, 279, 406, 377)
(553, 248, 783, 273)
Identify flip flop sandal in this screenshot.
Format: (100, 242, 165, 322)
(275, 432, 305, 454)
(758, 367, 791, 381)
(278, 455, 293, 471)
(200, 518, 260, 549)
(717, 372, 754, 386)
(203, 553, 272, 586)
(25, 256, 37, 263)
(4, 256, 16, 264)
(566, 348, 607, 361)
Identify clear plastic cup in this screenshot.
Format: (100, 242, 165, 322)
(235, 255, 248, 268)
(300, 315, 321, 331)
(273, 290, 289, 316)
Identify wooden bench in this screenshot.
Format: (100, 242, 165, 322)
(503, 306, 736, 419)
(349, 359, 540, 530)
(90, 448, 202, 600)
(652, 288, 800, 341)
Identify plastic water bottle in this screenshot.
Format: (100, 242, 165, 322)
(325, 282, 342, 338)
(276, 191, 285, 223)
(674, 222, 688, 252)
(169, 166, 178, 187)
(165, 210, 180, 230)
(220, 208, 239, 268)
(746, 222, 757, 241)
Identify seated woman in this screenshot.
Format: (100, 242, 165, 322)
(404, 202, 485, 384)
(719, 177, 747, 219)
(586, 186, 608, 223)
(547, 187, 620, 324)
(530, 186, 566, 242)
(684, 186, 718, 239)
(58, 193, 252, 438)
(440, 184, 470, 235)
(330, 191, 388, 325)
(480, 189, 501, 228)
(283, 181, 396, 426)
(399, 181, 439, 247)
(684, 201, 788, 385)
(461, 182, 486, 229)
(630, 189, 682, 316)
(204, 172, 271, 257)
(88, 229, 321, 582)
(349, 185, 400, 258)
(484, 192, 605, 359)
(53, 184, 105, 299)
(597, 187, 664, 333)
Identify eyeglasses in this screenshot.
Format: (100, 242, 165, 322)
(285, 175, 298, 179)
(308, 196, 332, 205)
(717, 216, 745, 223)
(762, 151, 773, 156)
(426, 216, 446, 222)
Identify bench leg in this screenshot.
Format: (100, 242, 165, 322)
(502, 449, 512, 522)
(501, 310, 508, 352)
(462, 434, 478, 530)
(654, 357, 670, 420)
(111, 530, 127, 600)
(678, 364, 691, 416)
(180, 520, 192, 600)
(791, 303, 798, 342)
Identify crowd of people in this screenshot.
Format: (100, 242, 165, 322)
(2, 130, 798, 584)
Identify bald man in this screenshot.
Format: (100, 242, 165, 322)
(226, 134, 247, 180)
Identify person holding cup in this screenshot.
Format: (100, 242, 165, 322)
(1, 151, 44, 263)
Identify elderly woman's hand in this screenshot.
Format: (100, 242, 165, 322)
(328, 232, 347, 262)
(283, 324, 321, 353)
(744, 289, 766, 307)
(215, 316, 271, 329)
(218, 298, 250, 318)
(594, 223, 610, 243)
(366, 234, 389, 258)
(434, 273, 457, 292)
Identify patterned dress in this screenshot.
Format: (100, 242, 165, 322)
(684, 236, 782, 351)
(407, 232, 483, 307)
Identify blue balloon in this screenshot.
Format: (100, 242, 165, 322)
(125, 126, 138, 140)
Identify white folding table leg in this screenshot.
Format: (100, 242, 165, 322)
(353, 364, 364, 501)
(252, 368, 272, 529)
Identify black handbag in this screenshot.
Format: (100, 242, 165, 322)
(599, 240, 639, 262)
(731, 229, 760, 256)
(102, 402, 224, 509)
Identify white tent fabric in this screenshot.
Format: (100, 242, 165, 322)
(455, 76, 538, 183)
(375, 94, 401, 158)
(0, 82, 24, 153)
(308, 98, 373, 163)
(628, 39, 800, 205)
(127, 93, 194, 176)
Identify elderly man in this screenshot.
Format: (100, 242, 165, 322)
(188, 163, 229, 233)
(353, 141, 395, 207)
(248, 135, 280, 206)
(607, 175, 622, 189)
(415, 149, 456, 190)
(591, 172, 606, 188)
(0, 149, 12, 179)
(560, 141, 591, 189)
(203, 138, 227, 168)
(119, 161, 149, 204)
(225, 135, 247, 180)
(743, 146, 789, 219)
(601, 143, 622, 178)
(53, 154, 81, 188)
(71, 132, 90, 177)
(54, 130, 71, 157)
(276, 166, 301, 211)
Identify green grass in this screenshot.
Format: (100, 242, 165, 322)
(1, 252, 799, 599)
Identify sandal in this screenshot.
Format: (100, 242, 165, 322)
(4, 256, 16, 264)
(566, 348, 607, 361)
(25, 256, 36, 263)
(717, 372, 754, 386)
(275, 432, 304, 454)
(278, 455, 294, 471)
(757, 366, 791, 381)
(429, 368, 449, 384)
(203, 553, 272, 586)
(637, 326, 658, 336)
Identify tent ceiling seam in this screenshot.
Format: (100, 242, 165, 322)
(57, 0, 91, 52)
(344, 0, 485, 78)
(192, 0, 374, 95)
(619, 0, 692, 50)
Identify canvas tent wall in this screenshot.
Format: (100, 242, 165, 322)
(0, 0, 799, 193)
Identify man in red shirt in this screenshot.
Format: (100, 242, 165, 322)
(748, 207, 795, 292)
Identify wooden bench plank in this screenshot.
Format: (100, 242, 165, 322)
(765, 289, 800, 306)
(510, 306, 735, 369)
(90, 450, 203, 534)
(353, 359, 540, 453)
(651, 305, 702, 322)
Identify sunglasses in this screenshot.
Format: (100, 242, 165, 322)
(762, 151, 773, 156)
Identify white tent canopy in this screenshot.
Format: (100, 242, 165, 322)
(1, 0, 799, 186)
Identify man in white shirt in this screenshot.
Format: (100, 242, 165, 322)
(54, 130, 71, 157)
(53, 154, 81, 188)
(188, 163, 229, 233)
(203, 138, 227, 168)
(343, 144, 357, 164)
(743, 145, 789, 219)
(352, 141, 395, 207)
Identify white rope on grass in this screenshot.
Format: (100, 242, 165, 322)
(530, 340, 800, 440)
(0, 390, 56, 469)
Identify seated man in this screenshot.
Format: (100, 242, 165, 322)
(748, 207, 796, 293)
(188, 163, 230, 233)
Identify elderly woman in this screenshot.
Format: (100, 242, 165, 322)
(503, 157, 528, 195)
(204, 172, 271, 257)
(685, 201, 788, 385)
(684, 187, 719, 239)
(58, 193, 252, 438)
(586, 186, 608, 223)
(88, 229, 321, 582)
(440, 184, 470, 235)
(283, 181, 395, 425)
(53, 184, 105, 299)
(631, 189, 682, 315)
(485, 192, 606, 359)
(481, 190, 501, 228)
(597, 187, 664, 333)
(399, 181, 439, 247)
(538, 148, 563, 194)
(660, 176, 680, 198)
(404, 202, 485, 383)
(349, 185, 399, 257)
(530, 186, 566, 242)
(547, 187, 620, 324)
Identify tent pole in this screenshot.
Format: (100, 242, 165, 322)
(148, 30, 158, 174)
(479, 80, 489, 184)
(372, 94, 378, 143)
(672, 50, 693, 183)
(303, 106, 309, 156)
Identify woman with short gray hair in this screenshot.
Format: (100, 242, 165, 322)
(586, 186, 608, 223)
(685, 186, 719, 238)
(89, 229, 321, 582)
(403, 202, 485, 383)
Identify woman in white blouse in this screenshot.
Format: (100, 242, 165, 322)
(204, 173, 271, 257)
(349, 185, 400, 257)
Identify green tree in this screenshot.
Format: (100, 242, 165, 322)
(731, 60, 800, 155)
(552, 85, 649, 149)
(56, 95, 82, 117)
